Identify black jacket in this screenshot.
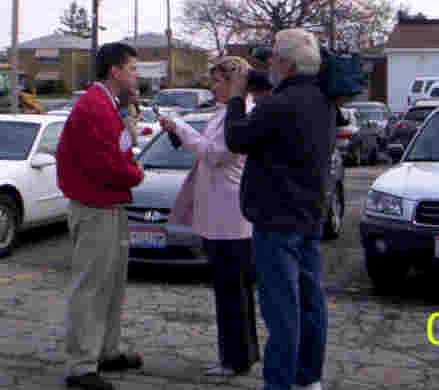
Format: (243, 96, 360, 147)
(224, 75, 336, 234)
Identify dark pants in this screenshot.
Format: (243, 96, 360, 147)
(202, 238, 260, 372)
(253, 229, 328, 390)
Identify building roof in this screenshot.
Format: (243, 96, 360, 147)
(17, 33, 91, 50)
(121, 32, 204, 50)
(386, 20, 439, 49)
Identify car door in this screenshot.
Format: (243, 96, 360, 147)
(26, 121, 67, 222)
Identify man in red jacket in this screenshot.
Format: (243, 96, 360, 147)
(57, 42, 144, 390)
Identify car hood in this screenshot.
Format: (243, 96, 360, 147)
(131, 169, 189, 209)
(372, 162, 439, 200)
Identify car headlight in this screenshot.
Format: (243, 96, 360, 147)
(366, 190, 403, 217)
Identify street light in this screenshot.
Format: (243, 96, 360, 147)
(89, 0, 100, 84)
(10, 0, 20, 114)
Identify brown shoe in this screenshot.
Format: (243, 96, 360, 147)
(98, 353, 143, 372)
(66, 372, 114, 390)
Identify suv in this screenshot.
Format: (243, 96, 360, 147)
(360, 107, 439, 291)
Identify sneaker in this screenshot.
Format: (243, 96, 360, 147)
(203, 365, 238, 377)
(65, 372, 114, 390)
(97, 353, 143, 372)
(296, 382, 322, 390)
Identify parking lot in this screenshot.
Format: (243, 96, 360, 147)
(1, 165, 439, 390)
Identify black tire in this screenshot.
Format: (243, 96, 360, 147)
(364, 244, 411, 293)
(352, 146, 361, 166)
(368, 148, 378, 166)
(0, 194, 19, 258)
(323, 185, 344, 240)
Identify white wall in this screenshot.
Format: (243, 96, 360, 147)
(387, 50, 439, 113)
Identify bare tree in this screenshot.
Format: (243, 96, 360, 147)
(57, 0, 106, 39)
(177, 0, 246, 56)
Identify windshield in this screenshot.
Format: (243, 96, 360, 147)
(405, 112, 439, 161)
(358, 110, 387, 123)
(154, 91, 198, 109)
(0, 121, 40, 160)
(138, 119, 207, 169)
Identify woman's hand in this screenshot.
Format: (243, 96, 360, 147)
(157, 115, 177, 133)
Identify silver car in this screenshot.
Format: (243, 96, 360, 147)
(128, 112, 345, 266)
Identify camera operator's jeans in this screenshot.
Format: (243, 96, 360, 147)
(253, 229, 328, 390)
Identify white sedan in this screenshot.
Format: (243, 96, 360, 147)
(0, 115, 68, 257)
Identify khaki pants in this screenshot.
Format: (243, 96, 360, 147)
(64, 200, 129, 376)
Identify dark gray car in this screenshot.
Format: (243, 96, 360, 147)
(127, 112, 345, 266)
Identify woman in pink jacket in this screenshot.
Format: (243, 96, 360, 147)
(158, 56, 260, 377)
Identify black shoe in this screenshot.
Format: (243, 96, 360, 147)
(98, 353, 143, 372)
(65, 373, 114, 390)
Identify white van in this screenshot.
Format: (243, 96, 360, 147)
(408, 76, 439, 106)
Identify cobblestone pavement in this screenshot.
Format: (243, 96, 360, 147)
(1, 166, 439, 390)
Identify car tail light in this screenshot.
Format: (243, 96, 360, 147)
(336, 130, 353, 140)
(395, 121, 408, 129)
(142, 127, 153, 135)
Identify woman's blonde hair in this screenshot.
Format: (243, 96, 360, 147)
(209, 56, 252, 80)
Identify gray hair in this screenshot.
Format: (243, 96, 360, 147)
(275, 28, 321, 75)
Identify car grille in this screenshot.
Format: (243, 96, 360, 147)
(126, 207, 170, 223)
(415, 201, 439, 226)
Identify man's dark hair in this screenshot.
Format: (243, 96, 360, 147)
(96, 42, 137, 81)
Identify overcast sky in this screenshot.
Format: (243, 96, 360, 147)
(0, 0, 439, 51)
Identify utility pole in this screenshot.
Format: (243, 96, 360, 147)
(89, 0, 100, 84)
(329, 0, 336, 51)
(134, 0, 138, 47)
(165, 0, 174, 88)
(10, 0, 20, 114)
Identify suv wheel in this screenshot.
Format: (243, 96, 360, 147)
(323, 185, 344, 240)
(0, 194, 19, 258)
(364, 244, 411, 293)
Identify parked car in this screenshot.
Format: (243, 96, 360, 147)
(0, 115, 68, 257)
(407, 76, 439, 107)
(344, 101, 395, 134)
(386, 103, 439, 150)
(127, 112, 345, 266)
(360, 106, 439, 292)
(152, 88, 216, 115)
(336, 107, 362, 166)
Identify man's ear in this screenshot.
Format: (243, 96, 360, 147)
(109, 65, 121, 80)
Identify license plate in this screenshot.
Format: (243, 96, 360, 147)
(435, 236, 439, 258)
(130, 227, 167, 249)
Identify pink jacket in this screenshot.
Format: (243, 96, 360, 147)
(167, 106, 252, 240)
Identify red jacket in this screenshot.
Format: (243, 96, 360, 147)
(56, 85, 143, 207)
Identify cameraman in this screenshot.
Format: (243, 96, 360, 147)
(224, 28, 335, 390)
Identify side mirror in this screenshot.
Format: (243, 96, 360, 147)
(31, 152, 56, 169)
(387, 143, 404, 164)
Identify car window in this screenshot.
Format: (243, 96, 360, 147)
(37, 122, 65, 156)
(154, 91, 199, 109)
(0, 121, 40, 160)
(406, 112, 439, 161)
(430, 88, 439, 98)
(138, 119, 206, 169)
(425, 81, 438, 92)
(411, 81, 424, 93)
(405, 108, 434, 121)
